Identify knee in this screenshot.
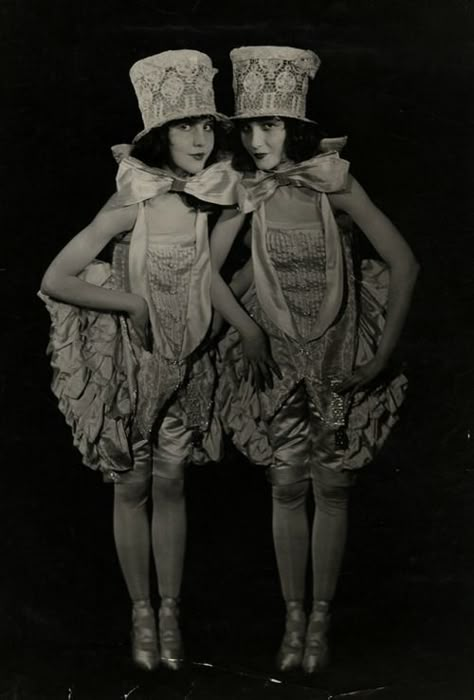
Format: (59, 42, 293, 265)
(152, 475, 185, 504)
(272, 481, 309, 510)
(114, 479, 150, 509)
(313, 483, 350, 515)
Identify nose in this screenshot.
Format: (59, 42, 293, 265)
(249, 125, 264, 150)
(192, 125, 206, 146)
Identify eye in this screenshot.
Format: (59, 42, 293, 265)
(177, 123, 191, 131)
(240, 124, 251, 134)
(203, 122, 214, 132)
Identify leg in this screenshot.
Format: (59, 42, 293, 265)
(113, 441, 152, 603)
(272, 481, 310, 605)
(272, 480, 310, 670)
(311, 471, 351, 605)
(303, 426, 354, 673)
(113, 440, 159, 670)
(267, 385, 312, 670)
(151, 406, 193, 670)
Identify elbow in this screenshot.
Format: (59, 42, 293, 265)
(40, 267, 60, 297)
(385, 251, 420, 291)
(40, 271, 53, 297)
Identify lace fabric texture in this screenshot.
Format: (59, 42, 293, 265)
(130, 50, 220, 136)
(230, 47, 320, 120)
(146, 245, 195, 358)
(267, 226, 327, 339)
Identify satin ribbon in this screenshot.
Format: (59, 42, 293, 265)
(238, 151, 349, 213)
(107, 146, 240, 359)
(240, 152, 350, 342)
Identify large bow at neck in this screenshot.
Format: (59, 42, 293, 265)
(239, 151, 349, 213)
(245, 151, 350, 343)
(108, 145, 240, 209)
(105, 145, 240, 366)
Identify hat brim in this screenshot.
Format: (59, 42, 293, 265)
(132, 112, 231, 143)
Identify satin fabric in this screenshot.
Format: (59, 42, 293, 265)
(106, 150, 241, 361)
(239, 152, 349, 342)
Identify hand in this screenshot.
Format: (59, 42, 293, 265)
(240, 326, 282, 391)
(336, 357, 387, 394)
(128, 295, 151, 351)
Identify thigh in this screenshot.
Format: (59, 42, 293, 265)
(107, 438, 153, 486)
(152, 403, 194, 480)
(307, 397, 356, 489)
(266, 384, 312, 485)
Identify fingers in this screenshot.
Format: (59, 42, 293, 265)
(133, 321, 152, 351)
(337, 367, 377, 394)
(248, 360, 278, 391)
(269, 358, 283, 380)
(258, 362, 274, 390)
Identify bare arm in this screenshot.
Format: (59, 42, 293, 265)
(210, 208, 260, 336)
(229, 257, 254, 299)
(210, 208, 281, 389)
(41, 200, 151, 348)
(329, 175, 419, 390)
(41, 200, 139, 315)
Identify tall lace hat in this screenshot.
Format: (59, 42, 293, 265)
(130, 49, 228, 142)
(230, 46, 321, 123)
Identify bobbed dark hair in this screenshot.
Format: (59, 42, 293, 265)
(130, 115, 229, 170)
(130, 115, 230, 212)
(231, 117, 327, 173)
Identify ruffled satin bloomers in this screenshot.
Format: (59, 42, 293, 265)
(39, 258, 222, 482)
(215, 258, 407, 471)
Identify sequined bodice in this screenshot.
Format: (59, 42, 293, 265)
(265, 187, 327, 338)
(144, 194, 197, 356)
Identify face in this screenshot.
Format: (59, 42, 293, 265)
(167, 117, 215, 175)
(240, 117, 287, 170)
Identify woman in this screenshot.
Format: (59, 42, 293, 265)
(210, 45, 419, 673)
(40, 49, 239, 671)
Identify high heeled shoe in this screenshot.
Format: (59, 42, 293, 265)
(302, 604, 330, 673)
(159, 597, 184, 671)
(131, 600, 160, 671)
(276, 601, 307, 671)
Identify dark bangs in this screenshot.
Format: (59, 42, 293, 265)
(231, 117, 327, 173)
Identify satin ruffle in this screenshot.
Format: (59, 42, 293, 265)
(38, 261, 138, 476)
(216, 259, 407, 470)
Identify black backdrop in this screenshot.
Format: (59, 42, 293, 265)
(1, 1, 474, 698)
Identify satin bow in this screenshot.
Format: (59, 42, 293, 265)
(239, 151, 349, 213)
(242, 151, 350, 343)
(109, 143, 240, 209)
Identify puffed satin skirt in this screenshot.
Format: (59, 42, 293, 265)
(39, 260, 222, 482)
(215, 259, 408, 471)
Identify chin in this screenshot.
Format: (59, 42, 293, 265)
(189, 163, 206, 174)
(253, 157, 280, 171)
(176, 158, 208, 175)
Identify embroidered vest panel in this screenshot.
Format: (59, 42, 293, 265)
(266, 224, 326, 339)
(146, 244, 195, 357)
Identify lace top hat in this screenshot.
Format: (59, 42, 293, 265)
(230, 46, 321, 123)
(130, 49, 227, 142)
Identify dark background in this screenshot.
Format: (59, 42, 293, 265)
(1, 1, 474, 698)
